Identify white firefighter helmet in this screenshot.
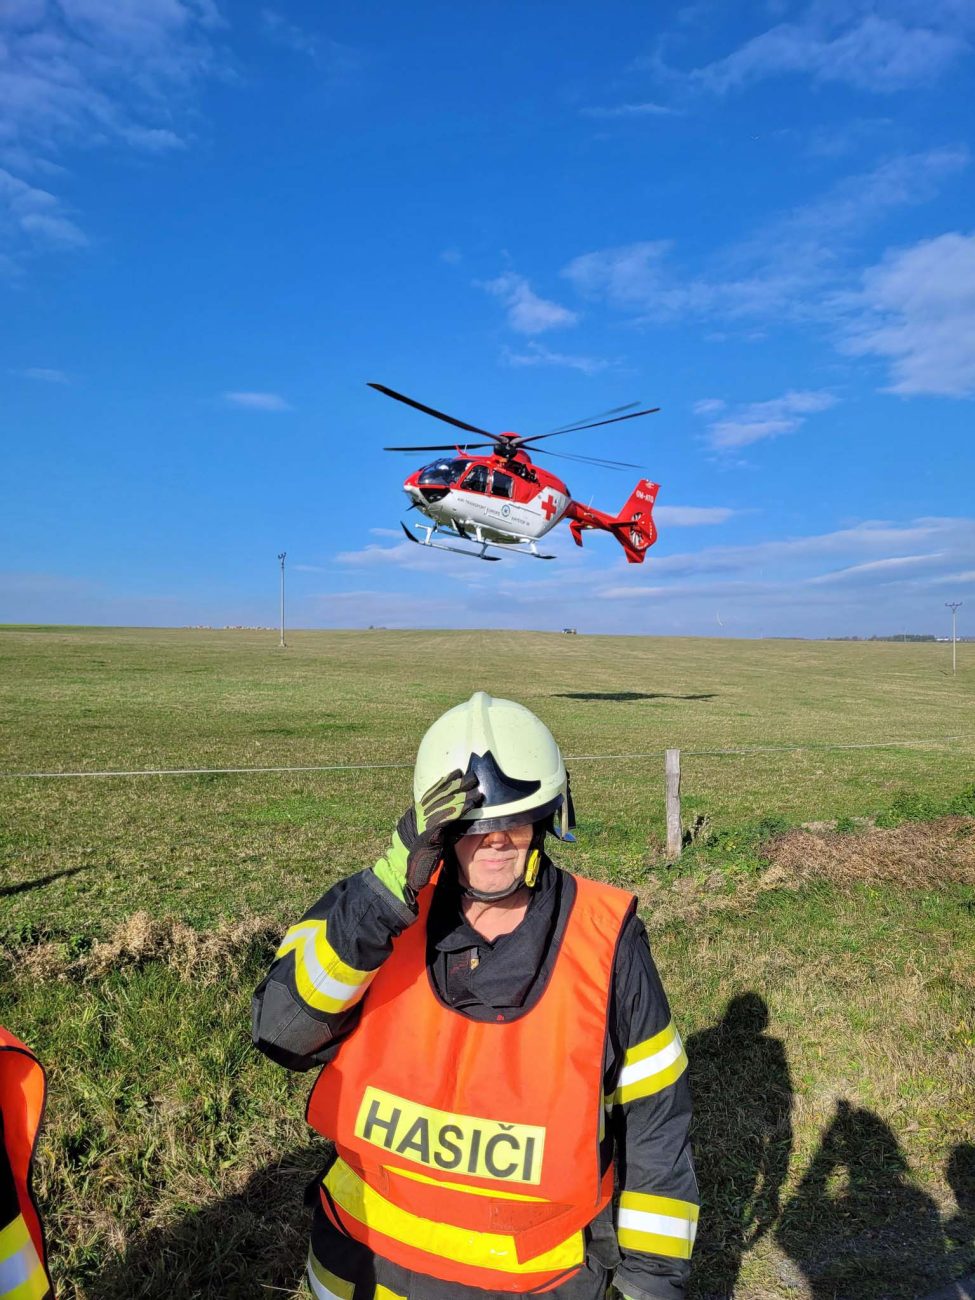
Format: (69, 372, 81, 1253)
(413, 691, 574, 839)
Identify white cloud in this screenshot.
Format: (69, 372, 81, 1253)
(842, 231, 975, 397)
(560, 149, 968, 327)
(0, 167, 87, 254)
(693, 398, 725, 415)
(649, 517, 969, 580)
(19, 210, 88, 248)
(687, 13, 969, 95)
(10, 514, 970, 635)
(563, 241, 675, 312)
(581, 102, 679, 119)
(429, 511, 969, 636)
(23, 366, 69, 383)
(480, 272, 579, 335)
(261, 8, 316, 56)
(808, 553, 945, 584)
(589, 517, 975, 626)
(0, 2, 220, 157)
(502, 342, 611, 375)
(260, 14, 364, 81)
(0, 0, 221, 262)
(223, 391, 292, 411)
(655, 506, 735, 526)
(704, 390, 837, 450)
(336, 540, 485, 576)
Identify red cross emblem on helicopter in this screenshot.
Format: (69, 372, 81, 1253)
(540, 494, 558, 520)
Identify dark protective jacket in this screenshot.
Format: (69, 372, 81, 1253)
(0, 1026, 53, 1300)
(253, 858, 698, 1300)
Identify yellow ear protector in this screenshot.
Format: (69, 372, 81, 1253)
(524, 848, 541, 888)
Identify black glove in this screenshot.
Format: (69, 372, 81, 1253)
(373, 769, 483, 901)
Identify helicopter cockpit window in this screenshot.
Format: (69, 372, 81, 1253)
(461, 464, 489, 493)
(490, 471, 513, 499)
(418, 459, 470, 487)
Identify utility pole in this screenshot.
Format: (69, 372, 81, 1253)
(278, 552, 287, 648)
(946, 601, 962, 675)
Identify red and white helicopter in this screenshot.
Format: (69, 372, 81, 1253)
(372, 383, 661, 563)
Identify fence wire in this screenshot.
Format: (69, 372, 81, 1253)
(0, 735, 971, 780)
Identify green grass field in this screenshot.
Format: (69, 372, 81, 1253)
(1, 626, 973, 1299)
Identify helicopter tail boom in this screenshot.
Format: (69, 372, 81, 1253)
(567, 479, 659, 564)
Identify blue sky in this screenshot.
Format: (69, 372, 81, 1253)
(2, 0, 974, 637)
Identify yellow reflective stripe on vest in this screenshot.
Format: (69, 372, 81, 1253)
(0, 1215, 48, 1300)
(306, 1248, 354, 1300)
(386, 1164, 545, 1202)
(324, 1157, 584, 1275)
(276, 919, 378, 1014)
(616, 1190, 698, 1259)
(375, 1288, 406, 1300)
(613, 1020, 687, 1105)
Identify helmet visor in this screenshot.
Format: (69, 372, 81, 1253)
(457, 794, 563, 838)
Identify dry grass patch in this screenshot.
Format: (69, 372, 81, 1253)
(635, 816, 975, 928)
(764, 815, 975, 888)
(4, 912, 281, 984)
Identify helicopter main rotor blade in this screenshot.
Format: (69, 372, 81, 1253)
(540, 401, 643, 436)
(383, 442, 495, 452)
(534, 447, 645, 471)
(369, 383, 492, 437)
(521, 407, 660, 444)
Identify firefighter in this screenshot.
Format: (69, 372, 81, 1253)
(1, 1026, 53, 1300)
(253, 692, 698, 1300)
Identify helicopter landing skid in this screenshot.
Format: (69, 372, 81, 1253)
(400, 522, 555, 561)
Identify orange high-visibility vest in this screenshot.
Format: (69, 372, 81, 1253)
(307, 872, 635, 1294)
(0, 1026, 53, 1300)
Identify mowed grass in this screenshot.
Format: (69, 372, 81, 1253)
(0, 626, 973, 1299)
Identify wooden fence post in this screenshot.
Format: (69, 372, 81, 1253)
(665, 748, 682, 859)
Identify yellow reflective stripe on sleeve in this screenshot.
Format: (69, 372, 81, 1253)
(325, 1157, 584, 1275)
(385, 1164, 545, 1202)
(276, 919, 378, 1014)
(0, 1216, 48, 1300)
(6, 1269, 50, 1300)
(613, 1020, 687, 1105)
(306, 1248, 355, 1300)
(617, 1190, 698, 1260)
(0, 1213, 30, 1259)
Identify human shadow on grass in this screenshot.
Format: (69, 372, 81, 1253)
(775, 1101, 962, 1298)
(0, 866, 88, 899)
(946, 1142, 975, 1256)
(552, 692, 716, 702)
(91, 1144, 326, 1300)
(685, 993, 793, 1299)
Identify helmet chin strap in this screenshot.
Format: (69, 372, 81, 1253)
(460, 875, 528, 903)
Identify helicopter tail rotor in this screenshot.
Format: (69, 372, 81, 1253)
(566, 479, 660, 564)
